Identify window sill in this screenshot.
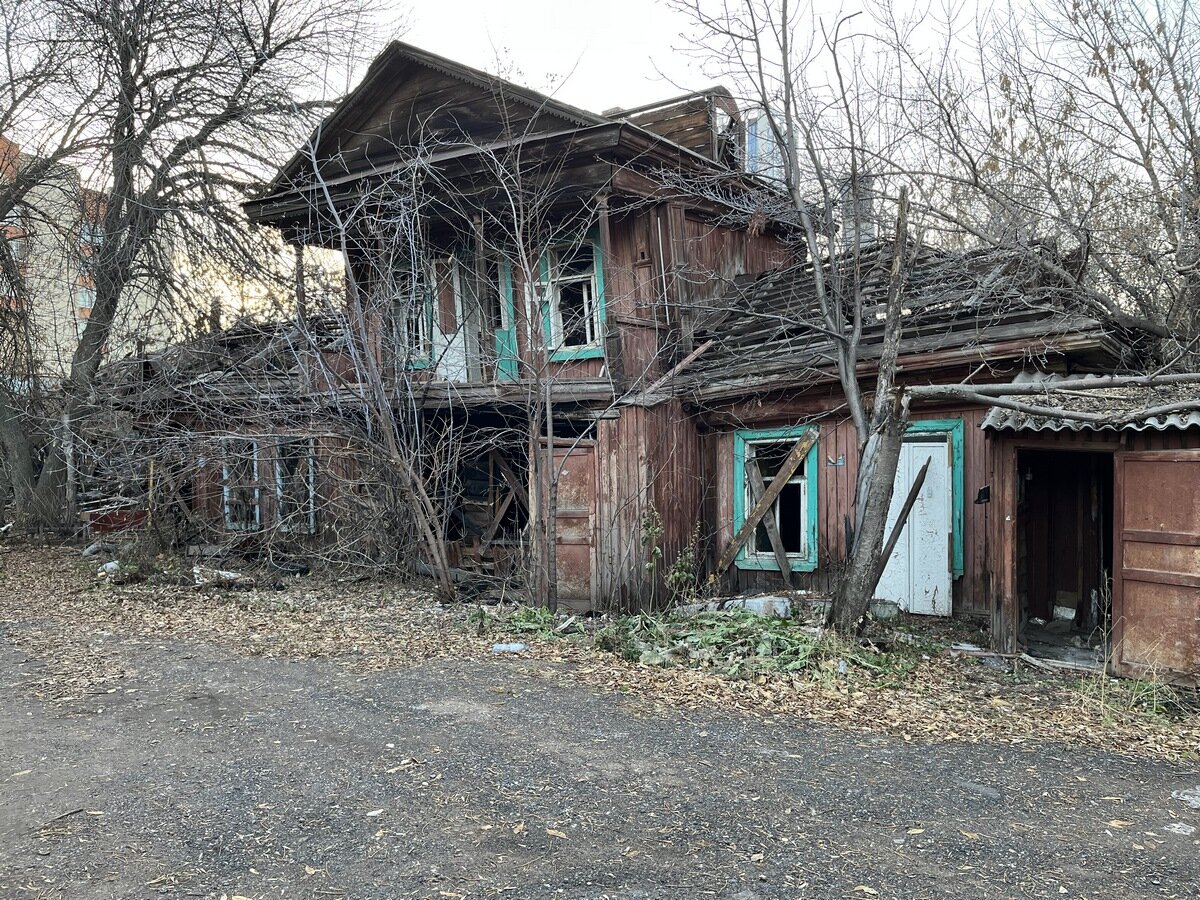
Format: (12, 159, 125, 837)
(550, 345, 604, 362)
(736, 553, 818, 573)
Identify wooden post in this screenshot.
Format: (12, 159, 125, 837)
(597, 194, 625, 388)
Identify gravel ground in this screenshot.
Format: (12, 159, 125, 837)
(2, 627, 1199, 899)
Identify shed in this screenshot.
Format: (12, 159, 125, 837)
(982, 372, 1200, 680)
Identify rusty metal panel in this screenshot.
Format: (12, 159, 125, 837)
(551, 445, 595, 606)
(1113, 450, 1200, 680)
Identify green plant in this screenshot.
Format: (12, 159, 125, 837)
(502, 605, 558, 639)
(641, 505, 665, 608)
(665, 525, 702, 606)
(592, 609, 920, 685)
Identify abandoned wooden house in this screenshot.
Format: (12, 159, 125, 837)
(85, 41, 1198, 680)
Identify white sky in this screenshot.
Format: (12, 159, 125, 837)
(387, 0, 725, 113)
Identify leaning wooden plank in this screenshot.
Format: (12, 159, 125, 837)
(747, 461, 794, 589)
(478, 489, 516, 555)
(715, 430, 818, 577)
(876, 455, 931, 567)
(493, 454, 530, 513)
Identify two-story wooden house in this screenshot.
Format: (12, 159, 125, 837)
(243, 41, 793, 608)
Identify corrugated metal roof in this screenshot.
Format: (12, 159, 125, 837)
(981, 371, 1200, 432)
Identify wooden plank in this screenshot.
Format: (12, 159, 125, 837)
(477, 488, 515, 554)
(715, 430, 818, 576)
(493, 453, 529, 513)
(747, 461, 794, 589)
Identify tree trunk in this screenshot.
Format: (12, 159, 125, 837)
(828, 188, 911, 633)
(828, 406, 906, 632)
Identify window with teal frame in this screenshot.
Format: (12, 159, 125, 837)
(732, 424, 820, 572)
(905, 417, 965, 577)
(538, 228, 606, 361)
(386, 256, 433, 370)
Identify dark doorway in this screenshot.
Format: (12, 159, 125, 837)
(1016, 449, 1114, 663)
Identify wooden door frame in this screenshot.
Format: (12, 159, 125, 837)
(989, 433, 1120, 653)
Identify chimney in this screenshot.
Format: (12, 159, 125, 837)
(839, 170, 876, 250)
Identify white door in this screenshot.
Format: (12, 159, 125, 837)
(876, 437, 952, 616)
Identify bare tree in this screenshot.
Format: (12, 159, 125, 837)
(0, 0, 371, 529)
(884, 0, 1200, 357)
(663, 0, 929, 630)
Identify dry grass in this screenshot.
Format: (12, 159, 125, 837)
(2, 543, 1197, 761)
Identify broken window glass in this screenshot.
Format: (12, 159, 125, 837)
(745, 440, 808, 557)
(276, 439, 316, 533)
(223, 438, 260, 531)
(545, 242, 600, 349)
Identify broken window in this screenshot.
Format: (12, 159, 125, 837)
(222, 438, 260, 531)
(275, 438, 316, 534)
(478, 257, 508, 334)
(734, 432, 820, 571)
(387, 259, 431, 362)
(544, 241, 601, 350)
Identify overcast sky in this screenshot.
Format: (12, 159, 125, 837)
(392, 0, 730, 113)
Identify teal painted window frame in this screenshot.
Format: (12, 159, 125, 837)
(391, 257, 434, 371)
(538, 227, 606, 362)
(495, 260, 519, 379)
(732, 424, 820, 572)
(905, 417, 965, 578)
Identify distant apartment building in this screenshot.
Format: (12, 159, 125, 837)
(0, 135, 166, 384)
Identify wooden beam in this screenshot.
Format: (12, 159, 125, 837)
(747, 460, 794, 589)
(478, 488, 516, 554)
(493, 453, 529, 513)
(715, 429, 818, 576)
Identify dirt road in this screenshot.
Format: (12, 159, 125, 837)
(2, 628, 1198, 899)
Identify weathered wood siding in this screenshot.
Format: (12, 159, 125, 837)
(594, 400, 704, 610)
(705, 402, 995, 616)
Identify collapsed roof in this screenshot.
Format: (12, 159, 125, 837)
(685, 241, 1151, 401)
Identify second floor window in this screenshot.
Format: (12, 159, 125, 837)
(76, 286, 96, 310)
(80, 220, 104, 247)
(544, 241, 601, 350)
(388, 260, 431, 361)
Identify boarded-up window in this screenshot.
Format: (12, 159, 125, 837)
(744, 440, 809, 558)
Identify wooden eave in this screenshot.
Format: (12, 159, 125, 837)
(685, 326, 1129, 408)
(245, 122, 760, 240)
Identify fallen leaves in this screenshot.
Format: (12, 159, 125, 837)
(3, 546, 1199, 761)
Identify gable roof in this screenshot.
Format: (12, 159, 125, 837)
(686, 242, 1147, 400)
(262, 41, 608, 198)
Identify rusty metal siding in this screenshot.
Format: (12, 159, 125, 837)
(1113, 450, 1200, 679)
